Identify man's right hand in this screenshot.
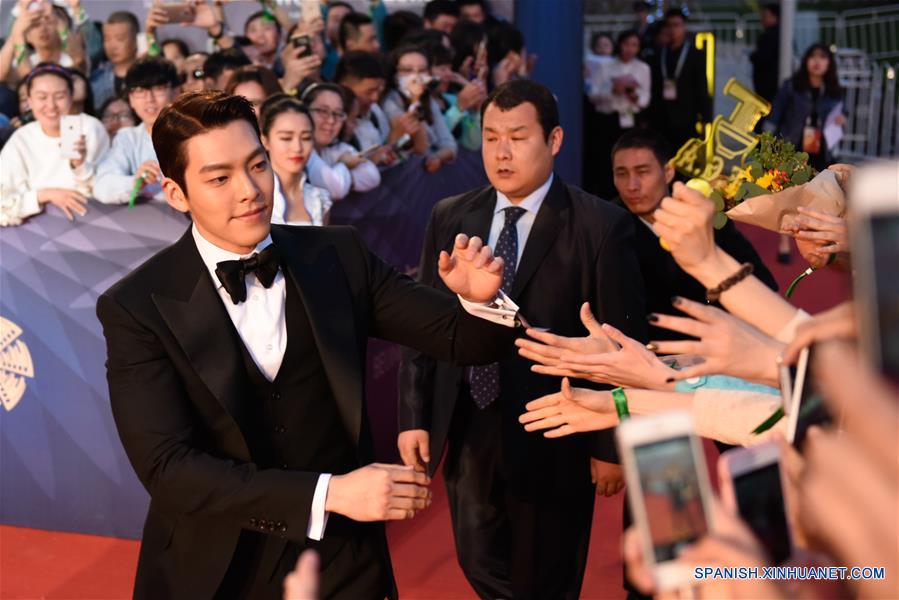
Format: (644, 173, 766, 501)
(325, 463, 431, 521)
(397, 429, 430, 472)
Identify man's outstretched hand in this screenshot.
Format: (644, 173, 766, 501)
(438, 234, 503, 303)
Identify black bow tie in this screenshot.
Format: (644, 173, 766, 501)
(215, 244, 281, 304)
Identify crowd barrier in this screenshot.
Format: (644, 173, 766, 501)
(0, 150, 487, 538)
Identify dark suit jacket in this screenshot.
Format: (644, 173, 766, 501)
(621, 209, 778, 340)
(649, 39, 712, 149)
(398, 176, 647, 499)
(97, 224, 515, 599)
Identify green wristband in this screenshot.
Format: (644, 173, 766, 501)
(612, 387, 630, 421)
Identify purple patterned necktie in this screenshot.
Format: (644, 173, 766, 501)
(469, 206, 526, 409)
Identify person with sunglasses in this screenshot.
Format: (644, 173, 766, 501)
(301, 82, 380, 201)
(93, 57, 179, 205)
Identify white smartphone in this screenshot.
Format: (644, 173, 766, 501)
(719, 442, 793, 565)
(785, 346, 809, 444)
(849, 161, 899, 383)
(617, 411, 715, 591)
(59, 115, 82, 160)
(786, 345, 834, 449)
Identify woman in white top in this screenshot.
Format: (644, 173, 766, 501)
(300, 82, 380, 200)
(583, 30, 651, 198)
(381, 46, 458, 173)
(1, 63, 109, 227)
(259, 94, 332, 226)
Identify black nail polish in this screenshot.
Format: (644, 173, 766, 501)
(646, 313, 659, 323)
(670, 296, 681, 306)
(665, 377, 675, 383)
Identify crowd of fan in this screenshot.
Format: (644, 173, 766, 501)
(0, 0, 531, 226)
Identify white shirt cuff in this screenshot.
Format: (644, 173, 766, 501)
(458, 290, 519, 328)
(306, 473, 331, 541)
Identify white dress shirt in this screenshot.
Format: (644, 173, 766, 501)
(272, 174, 333, 227)
(353, 102, 390, 151)
(191, 225, 331, 540)
(314, 141, 382, 197)
(94, 123, 164, 204)
(487, 173, 554, 270)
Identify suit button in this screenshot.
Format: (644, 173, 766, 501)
(271, 392, 281, 401)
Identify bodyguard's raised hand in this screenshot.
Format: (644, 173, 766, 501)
(438, 234, 503, 303)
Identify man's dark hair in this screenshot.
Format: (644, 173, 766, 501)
(383, 11, 423, 52)
(244, 10, 282, 35)
(152, 90, 260, 194)
(762, 3, 780, 18)
(335, 50, 386, 83)
(328, 1, 353, 12)
(611, 128, 673, 167)
(423, 0, 459, 22)
(338, 12, 373, 51)
(664, 7, 688, 23)
(203, 48, 252, 84)
(106, 11, 140, 36)
(458, 0, 489, 13)
(161, 38, 190, 59)
(125, 57, 179, 91)
(481, 79, 559, 142)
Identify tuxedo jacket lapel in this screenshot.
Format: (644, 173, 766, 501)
(270, 226, 363, 448)
(151, 231, 251, 458)
(511, 175, 568, 299)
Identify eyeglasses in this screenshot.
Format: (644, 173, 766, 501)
(128, 84, 172, 100)
(309, 106, 347, 122)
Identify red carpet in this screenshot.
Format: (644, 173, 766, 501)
(0, 226, 849, 599)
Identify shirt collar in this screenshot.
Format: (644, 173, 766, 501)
(495, 172, 554, 216)
(191, 224, 273, 290)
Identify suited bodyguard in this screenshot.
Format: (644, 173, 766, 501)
(398, 80, 648, 599)
(96, 91, 517, 600)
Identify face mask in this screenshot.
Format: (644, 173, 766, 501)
(397, 73, 432, 97)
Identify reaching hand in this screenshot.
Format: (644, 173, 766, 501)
(135, 160, 163, 188)
(145, 3, 170, 33)
(70, 134, 87, 168)
(325, 463, 431, 521)
(648, 296, 784, 386)
(519, 377, 617, 437)
(456, 79, 487, 112)
(652, 182, 717, 273)
(529, 320, 677, 390)
(397, 429, 430, 473)
(437, 234, 503, 304)
(515, 302, 617, 378)
(38, 188, 88, 221)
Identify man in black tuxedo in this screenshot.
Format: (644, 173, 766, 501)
(610, 128, 778, 342)
(96, 91, 517, 600)
(397, 80, 647, 599)
(648, 8, 712, 151)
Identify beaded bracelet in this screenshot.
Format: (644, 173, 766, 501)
(706, 262, 754, 303)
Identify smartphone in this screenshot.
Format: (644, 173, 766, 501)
(849, 161, 899, 383)
(778, 363, 796, 415)
(359, 143, 382, 159)
(59, 115, 82, 160)
(27, 0, 45, 13)
(291, 34, 312, 58)
(618, 411, 714, 591)
(161, 3, 195, 24)
(393, 133, 412, 152)
(787, 345, 834, 449)
(719, 443, 793, 565)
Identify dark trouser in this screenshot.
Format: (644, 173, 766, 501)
(443, 394, 594, 600)
(215, 522, 393, 600)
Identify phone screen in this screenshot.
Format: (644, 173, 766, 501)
(871, 214, 899, 379)
(733, 463, 791, 564)
(634, 436, 708, 562)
